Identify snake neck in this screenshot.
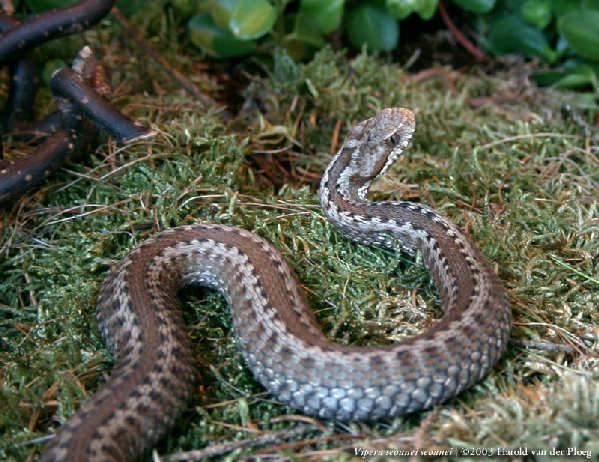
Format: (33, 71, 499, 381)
(320, 145, 364, 201)
(319, 145, 503, 316)
(320, 145, 406, 249)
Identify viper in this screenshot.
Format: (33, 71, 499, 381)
(40, 108, 511, 461)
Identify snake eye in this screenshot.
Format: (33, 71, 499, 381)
(388, 134, 401, 145)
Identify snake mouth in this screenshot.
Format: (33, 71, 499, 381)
(376, 138, 411, 179)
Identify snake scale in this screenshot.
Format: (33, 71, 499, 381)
(40, 108, 511, 461)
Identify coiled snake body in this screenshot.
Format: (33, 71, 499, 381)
(41, 108, 511, 461)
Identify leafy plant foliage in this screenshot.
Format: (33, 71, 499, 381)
(23, 0, 599, 92)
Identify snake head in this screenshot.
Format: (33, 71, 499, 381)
(345, 107, 415, 183)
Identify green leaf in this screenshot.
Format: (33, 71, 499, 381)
(171, 0, 213, 17)
(531, 64, 598, 90)
(417, 0, 439, 20)
(555, 35, 570, 58)
(554, 65, 597, 91)
(211, 0, 240, 30)
(284, 13, 325, 48)
(558, 9, 599, 61)
(188, 12, 255, 58)
(385, 0, 439, 20)
(521, 0, 553, 30)
(211, 0, 277, 40)
(486, 16, 556, 62)
(299, 0, 345, 34)
(530, 70, 569, 86)
(386, 0, 419, 20)
(282, 13, 325, 61)
(569, 92, 599, 110)
(553, 0, 583, 18)
(345, 4, 399, 52)
(451, 0, 496, 14)
(229, 0, 277, 40)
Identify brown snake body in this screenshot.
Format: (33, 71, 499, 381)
(40, 108, 511, 461)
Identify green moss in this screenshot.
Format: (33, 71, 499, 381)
(1, 21, 598, 462)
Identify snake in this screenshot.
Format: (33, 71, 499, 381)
(40, 108, 512, 461)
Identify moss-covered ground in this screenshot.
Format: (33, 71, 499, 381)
(1, 9, 598, 462)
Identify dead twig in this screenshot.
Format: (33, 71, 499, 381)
(438, 0, 487, 61)
(513, 339, 576, 354)
(161, 424, 319, 461)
